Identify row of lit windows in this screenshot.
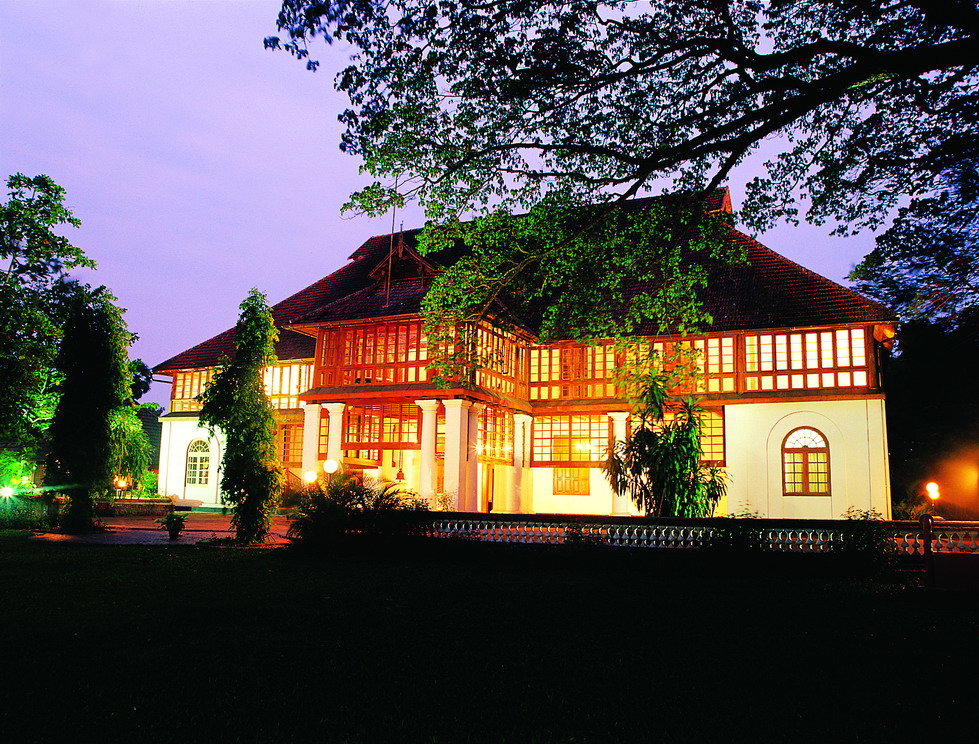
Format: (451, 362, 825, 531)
(531, 415, 611, 464)
(171, 370, 216, 412)
(264, 364, 313, 410)
(318, 323, 429, 386)
(530, 345, 618, 400)
(171, 364, 312, 412)
(476, 325, 524, 396)
(745, 329, 866, 372)
(343, 404, 420, 447)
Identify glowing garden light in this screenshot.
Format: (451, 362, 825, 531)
(323, 459, 340, 474)
(303, 470, 318, 484)
(0, 486, 13, 498)
(925, 481, 940, 500)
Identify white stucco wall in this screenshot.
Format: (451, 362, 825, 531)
(528, 467, 641, 516)
(157, 415, 225, 507)
(723, 398, 890, 519)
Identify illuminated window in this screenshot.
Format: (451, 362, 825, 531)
(171, 369, 215, 412)
(530, 343, 617, 400)
(532, 415, 609, 464)
(782, 428, 830, 495)
(477, 407, 514, 463)
(277, 423, 303, 466)
(318, 322, 428, 387)
(553, 467, 590, 495)
(185, 439, 210, 486)
(744, 328, 868, 391)
(264, 363, 312, 409)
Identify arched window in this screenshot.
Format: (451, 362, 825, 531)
(782, 428, 830, 495)
(186, 439, 211, 486)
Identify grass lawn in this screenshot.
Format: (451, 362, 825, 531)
(0, 531, 975, 743)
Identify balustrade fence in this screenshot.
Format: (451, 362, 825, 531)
(419, 513, 979, 555)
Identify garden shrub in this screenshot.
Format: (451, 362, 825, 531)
(287, 473, 430, 548)
(836, 507, 894, 568)
(0, 495, 47, 529)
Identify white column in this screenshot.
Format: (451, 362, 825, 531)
(415, 399, 440, 502)
(468, 403, 484, 512)
(442, 399, 471, 511)
(158, 418, 173, 498)
(608, 411, 632, 515)
(323, 402, 346, 464)
(301, 403, 322, 474)
(509, 412, 533, 513)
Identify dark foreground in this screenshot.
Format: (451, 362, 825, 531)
(1, 531, 975, 743)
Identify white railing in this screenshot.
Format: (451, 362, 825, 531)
(425, 514, 979, 555)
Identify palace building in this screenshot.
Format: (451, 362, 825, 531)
(153, 192, 895, 519)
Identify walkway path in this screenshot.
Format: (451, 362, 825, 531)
(30, 512, 292, 546)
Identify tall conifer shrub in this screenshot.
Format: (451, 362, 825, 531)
(198, 289, 282, 542)
(44, 286, 131, 531)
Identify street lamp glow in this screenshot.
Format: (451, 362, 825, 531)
(0, 486, 13, 498)
(323, 459, 340, 474)
(925, 481, 940, 500)
(303, 470, 318, 484)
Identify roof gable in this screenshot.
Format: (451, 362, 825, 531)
(154, 192, 893, 373)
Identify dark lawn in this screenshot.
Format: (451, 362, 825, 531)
(0, 531, 975, 743)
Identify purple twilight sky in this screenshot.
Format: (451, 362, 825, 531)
(1, 0, 880, 410)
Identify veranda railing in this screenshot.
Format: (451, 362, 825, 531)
(420, 512, 979, 555)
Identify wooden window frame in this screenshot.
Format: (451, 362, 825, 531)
(782, 427, 831, 496)
(185, 439, 211, 486)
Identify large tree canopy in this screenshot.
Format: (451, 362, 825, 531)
(268, 1, 977, 226)
(268, 1, 978, 343)
(1, 174, 91, 449)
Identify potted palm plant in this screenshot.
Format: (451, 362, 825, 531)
(156, 511, 188, 540)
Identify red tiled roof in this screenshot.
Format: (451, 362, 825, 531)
(154, 192, 892, 373)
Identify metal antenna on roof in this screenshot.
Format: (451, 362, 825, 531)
(384, 177, 398, 307)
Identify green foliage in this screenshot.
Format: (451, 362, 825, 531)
(0, 495, 46, 529)
(0, 450, 35, 489)
(129, 359, 154, 401)
(850, 172, 979, 329)
(156, 510, 187, 538)
(287, 472, 429, 547)
(198, 289, 282, 543)
(269, 1, 976, 243)
(419, 195, 738, 384)
(835, 509, 894, 568)
(107, 405, 152, 491)
(1, 173, 90, 451)
(44, 286, 133, 531)
(603, 376, 726, 518)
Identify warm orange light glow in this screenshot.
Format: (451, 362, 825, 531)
(324, 459, 340, 474)
(925, 481, 940, 500)
(303, 470, 318, 484)
(116, 477, 128, 490)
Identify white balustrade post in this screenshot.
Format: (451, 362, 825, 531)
(442, 399, 472, 511)
(608, 411, 632, 515)
(300, 403, 323, 474)
(414, 399, 440, 503)
(509, 413, 533, 514)
(323, 402, 346, 465)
